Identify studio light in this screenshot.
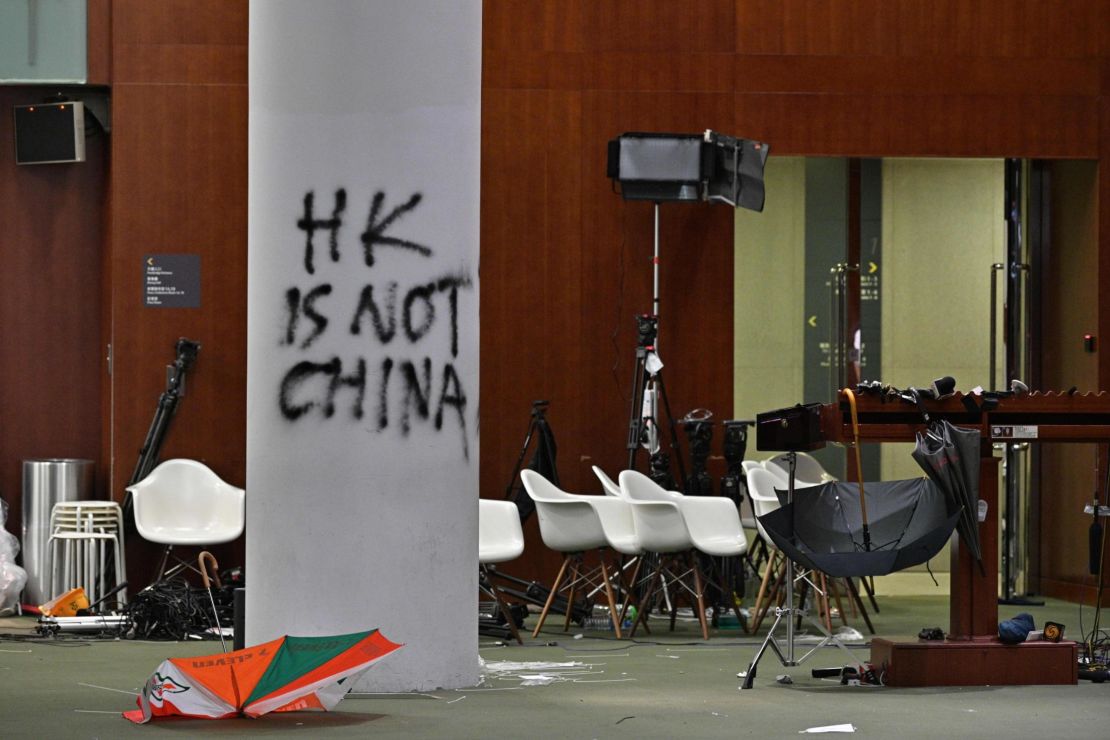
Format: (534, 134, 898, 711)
(606, 130, 769, 211)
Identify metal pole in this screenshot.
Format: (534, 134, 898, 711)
(653, 202, 661, 351)
(785, 452, 797, 664)
(990, 263, 1004, 391)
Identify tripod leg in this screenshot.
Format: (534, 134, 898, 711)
(482, 566, 523, 644)
(651, 371, 688, 490)
(627, 351, 648, 470)
(862, 575, 880, 613)
(616, 556, 642, 626)
(630, 560, 663, 637)
(845, 577, 876, 635)
(742, 609, 788, 690)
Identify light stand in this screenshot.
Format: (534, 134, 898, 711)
(740, 452, 864, 689)
(609, 131, 769, 488)
(625, 208, 688, 490)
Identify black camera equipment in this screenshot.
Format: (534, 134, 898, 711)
(721, 420, 757, 567)
(682, 409, 714, 497)
(636, 313, 658, 347)
(626, 314, 686, 490)
(721, 420, 753, 514)
(122, 338, 201, 529)
(504, 400, 559, 523)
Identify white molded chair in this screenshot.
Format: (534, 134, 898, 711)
(591, 465, 622, 497)
(127, 459, 245, 584)
(764, 451, 836, 486)
(479, 499, 526, 643)
(618, 470, 710, 639)
(745, 466, 792, 631)
(746, 466, 870, 634)
(520, 470, 628, 637)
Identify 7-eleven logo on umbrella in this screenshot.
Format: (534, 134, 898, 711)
(150, 673, 190, 702)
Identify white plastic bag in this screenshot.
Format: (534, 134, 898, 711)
(0, 500, 28, 615)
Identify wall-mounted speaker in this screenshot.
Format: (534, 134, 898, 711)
(13, 101, 86, 165)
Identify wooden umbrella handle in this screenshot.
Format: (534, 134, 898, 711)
(198, 551, 222, 589)
(845, 388, 869, 528)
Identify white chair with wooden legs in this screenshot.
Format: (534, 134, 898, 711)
(520, 470, 626, 637)
(618, 470, 711, 640)
(746, 467, 869, 634)
(589, 466, 649, 622)
(745, 466, 792, 632)
(128, 459, 244, 586)
(677, 484, 750, 633)
(478, 499, 526, 643)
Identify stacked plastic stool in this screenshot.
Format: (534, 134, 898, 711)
(48, 501, 127, 607)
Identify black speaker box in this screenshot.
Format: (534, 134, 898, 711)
(14, 101, 85, 165)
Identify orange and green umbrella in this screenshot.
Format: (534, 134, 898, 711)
(123, 629, 402, 723)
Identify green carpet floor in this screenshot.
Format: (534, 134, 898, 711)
(1, 593, 1107, 739)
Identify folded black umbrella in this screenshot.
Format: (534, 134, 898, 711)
(758, 478, 960, 578)
(912, 419, 983, 572)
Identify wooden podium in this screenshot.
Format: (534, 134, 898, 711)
(817, 391, 1101, 686)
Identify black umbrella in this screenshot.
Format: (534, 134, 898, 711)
(758, 478, 960, 578)
(911, 417, 984, 574)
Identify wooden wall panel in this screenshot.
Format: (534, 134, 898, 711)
(0, 89, 107, 544)
(481, 0, 1110, 591)
(1039, 161, 1101, 601)
(734, 93, 1099, 158)
(108, 1, 248, 584)
(86, 0, 112, 85)
(737, 0, 1103, 58)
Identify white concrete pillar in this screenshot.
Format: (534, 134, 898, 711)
(246, 1, 480, 691)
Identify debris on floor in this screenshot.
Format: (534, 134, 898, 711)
(799, 723, 856, 734)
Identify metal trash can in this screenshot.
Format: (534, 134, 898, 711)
(21, 459, 95, 605)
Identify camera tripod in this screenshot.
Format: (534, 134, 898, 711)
(626, 315, 687, 491)
(740, 452, 864, 689)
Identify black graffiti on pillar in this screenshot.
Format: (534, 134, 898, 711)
(279, 358, 338, 420)
(435, 362, 468, 460)
(360, 191, 432, 267)
(376, 357, 394, 431)
(402, 282, 436, 343)
(278, 356, 366, 421)
(282, 284, 334, 349)
(296, 189, 347, 275)
(330, 357, 366, 420)
(398, 358, 432, 434)
(350, 282, 398, 343)
(435, 273, 471, 358)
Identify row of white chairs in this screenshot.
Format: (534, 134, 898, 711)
(478, 452, 849, 643)
(519, 467, 748, 640)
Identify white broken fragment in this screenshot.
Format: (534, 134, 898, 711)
(518, 674, 558, 686)
(799, 724, 856, 734)
(482, 659, 585, 672)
